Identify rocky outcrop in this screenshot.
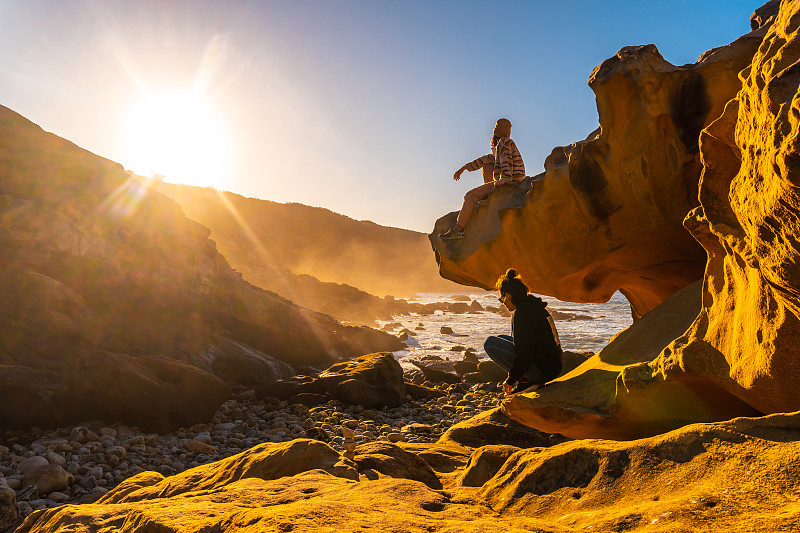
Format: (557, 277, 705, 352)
(0, 105, 401, 430)
(430, 20, 770, 319)
(15, 413, 800, 532)
(505, 0, 800, 438)
(651, 0, 800, 416)
(257, 353, 410, 409)
(432, 0, 800, 440)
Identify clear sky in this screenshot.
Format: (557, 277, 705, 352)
(0, 0, 760, 232)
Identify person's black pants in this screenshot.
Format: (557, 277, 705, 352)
(484, 334, 548, 383)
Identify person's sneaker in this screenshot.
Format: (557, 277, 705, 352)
(509, 381, 540, 395)
(438, 228, 465, 240)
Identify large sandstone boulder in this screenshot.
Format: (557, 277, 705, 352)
(650, 0, 800, 416)
(318, 352, 406, 408)
(430, 22, 770, 318)
(97, 439, 357, 505)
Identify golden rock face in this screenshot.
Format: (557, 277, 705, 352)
(438, 1, 800, 438)
(15, 415, 800, 532)
(655, 0, 800, 415)
(431, 26, 767, 319)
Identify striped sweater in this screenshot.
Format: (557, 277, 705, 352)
(464, 137, 525, 181)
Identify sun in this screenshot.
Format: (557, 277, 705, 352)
(121, 93, 232, 188)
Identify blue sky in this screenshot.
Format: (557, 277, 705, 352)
(0, 0, 760, 231)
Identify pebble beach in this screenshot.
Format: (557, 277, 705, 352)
(0, 379, 504, 520)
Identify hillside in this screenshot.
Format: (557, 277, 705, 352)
(0, 104, 401, 431)
(152, 183, 458, 299)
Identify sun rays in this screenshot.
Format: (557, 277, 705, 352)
(115, 34, 233, 189)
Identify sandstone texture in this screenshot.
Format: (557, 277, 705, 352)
(0, 105, 401, 431)
(652, 0, 800, 416)
(13, 413, 800, 532)
(433, 0, 800, 441)
(430, 18, 769, 319)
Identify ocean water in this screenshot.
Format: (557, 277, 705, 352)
(378, 291, 633, 372)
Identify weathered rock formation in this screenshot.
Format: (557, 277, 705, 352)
(503, 0, 800, 438)
(652, 0, 800, 416)
(0, 105, 401, 431)
(431, 17, 770, 319)
(14, 412, 800, 532)
(431, 1, 800, 440)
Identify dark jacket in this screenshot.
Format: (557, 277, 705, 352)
(508, 294, 562, 384)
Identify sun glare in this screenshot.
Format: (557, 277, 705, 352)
(122, 94, 231, 187)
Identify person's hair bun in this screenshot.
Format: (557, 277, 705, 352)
(505, 268, 518, 280)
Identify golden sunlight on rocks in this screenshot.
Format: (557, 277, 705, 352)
(14, 414, 800, 532)
(431, 13, 770, 319)
(653, 0, 800, 417)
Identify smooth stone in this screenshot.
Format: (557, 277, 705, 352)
(48, 491, 69, 503)
(18, 456, 49, 476)
(45, 452, 65, 466)
(387, 433, 405, 443)
(23, 465, 74, 495)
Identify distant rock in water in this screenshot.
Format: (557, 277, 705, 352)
(0, 105, 401, 431)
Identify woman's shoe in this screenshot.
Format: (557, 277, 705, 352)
(438, 228, 465, 240)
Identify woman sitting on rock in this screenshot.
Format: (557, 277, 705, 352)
(438, 118, 525, 240)
(484, 269, 562, 395)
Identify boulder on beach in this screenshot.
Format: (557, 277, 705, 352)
(22, 465, 73, 496)
(453, 360, 479, 376)
(405, 382, 446, 401)
(318, 352, 406, 408)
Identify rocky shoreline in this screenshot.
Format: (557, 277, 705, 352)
(0, 376, 504, 526)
